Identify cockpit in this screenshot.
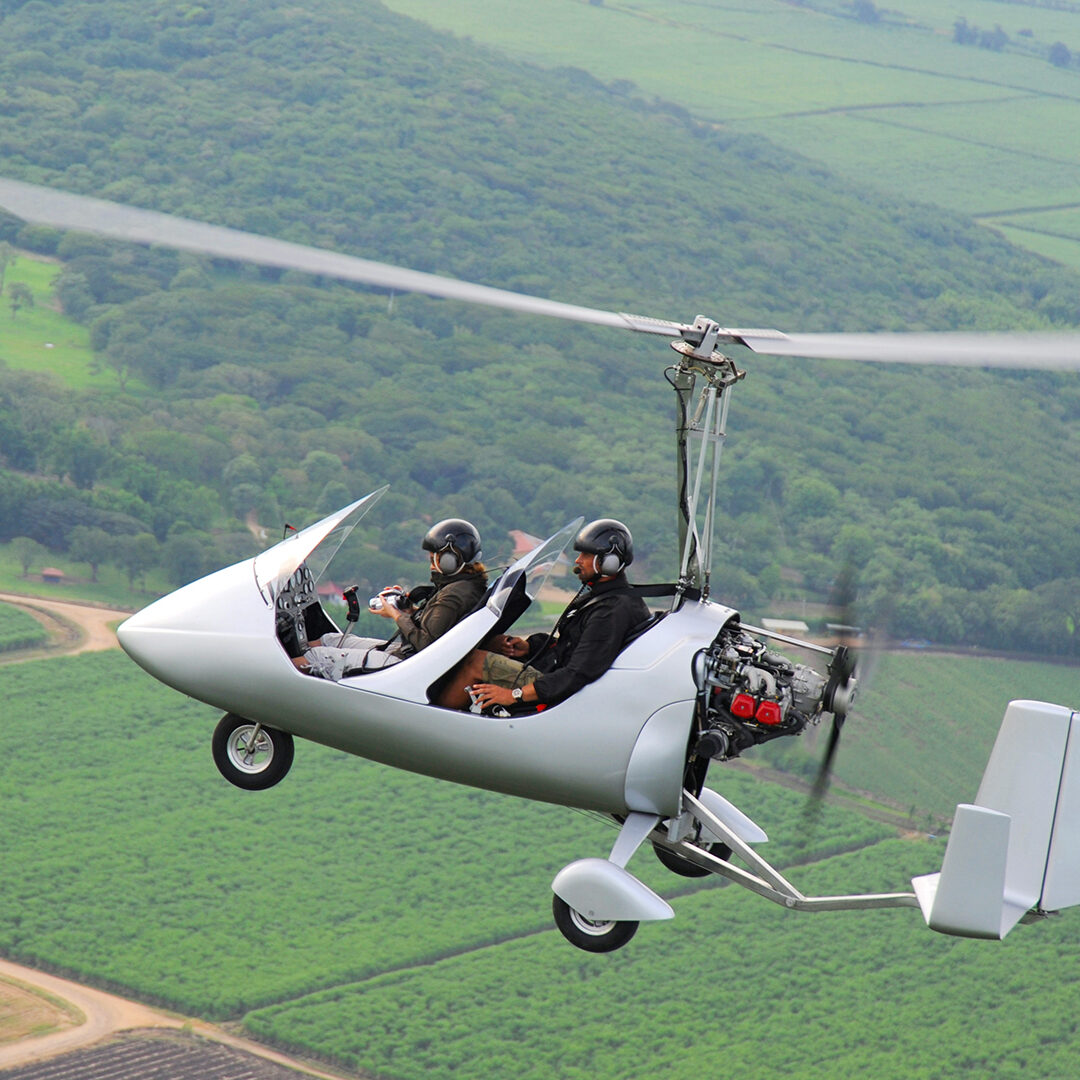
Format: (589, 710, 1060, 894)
(256, 490, 586, 702)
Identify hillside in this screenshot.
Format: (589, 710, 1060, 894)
(380, 0, 1080, 269)
(0, 0, 1079, 656)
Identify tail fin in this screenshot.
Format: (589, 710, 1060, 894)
(912, 700, 1080, 939)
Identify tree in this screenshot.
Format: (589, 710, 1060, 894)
(1049, 42, 1072, 68)
(10, 536, 47, 577)
(47, 428, 111, 490)
(162, 530, 213, 586)
(114, 532, 159, 588)
(68, 525, 113, 583)
(7, 281, 33, 319)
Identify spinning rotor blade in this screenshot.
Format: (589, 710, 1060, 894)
(737, 330, 1080, 372)
(4, 177, 1080, 371)
(0, 177, 636, 332)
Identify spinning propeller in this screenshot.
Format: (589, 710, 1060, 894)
(3, 177, 1080, 371)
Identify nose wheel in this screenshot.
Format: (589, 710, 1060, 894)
(212, 713, 295, 790)
(552, 895, 639, 953)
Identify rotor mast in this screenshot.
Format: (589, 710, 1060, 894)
(669, 317, 746, 602)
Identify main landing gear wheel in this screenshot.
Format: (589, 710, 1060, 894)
(552, 895, 638, 953)
(652, 840, 732, 878)
(212, 713, 294, 790)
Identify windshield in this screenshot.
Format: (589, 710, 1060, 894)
(487, 518, 582, 618)
(253, 487, 388, 604)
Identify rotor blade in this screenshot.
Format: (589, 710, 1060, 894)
(738, 330, 1080, 371)
(0, 177, 636, 331)
(5, 177, 1080, 371)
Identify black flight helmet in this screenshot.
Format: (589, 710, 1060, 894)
(574, 519, 633, 578)
(422, 519, 481, 575)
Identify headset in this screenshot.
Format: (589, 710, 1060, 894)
(574, 519, 633, 579)
(422, 519, 481, 576)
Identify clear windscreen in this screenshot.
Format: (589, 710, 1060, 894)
(253, 487, 388, 603)
(486, 518, 582, 618)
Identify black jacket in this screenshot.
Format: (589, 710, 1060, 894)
(525, 573, 651, 706)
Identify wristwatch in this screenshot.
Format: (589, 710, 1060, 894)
(511, 687, 524, 702)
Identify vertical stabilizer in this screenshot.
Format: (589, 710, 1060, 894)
(913, 700, 1078, 939)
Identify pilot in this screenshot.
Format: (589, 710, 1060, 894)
(296, 518, 487, 680)
(438, 519, 650, 710)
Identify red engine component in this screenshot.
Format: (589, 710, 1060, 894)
(755, 700, 783, 725)
(730, 693, 757, 718)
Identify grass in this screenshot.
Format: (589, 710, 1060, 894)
(0, 650, 885, 1016)
(0, 544, 155, 611)
(764, 650, 1080, 821)
(988, 224, 1080, 269)
(243, 839, 1080, 1080)
(0, 643, 1077, 1075)
(0, 253, 115, 390)
(0, 600, 48, 652)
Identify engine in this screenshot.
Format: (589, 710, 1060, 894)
(691, 623, 847, 761)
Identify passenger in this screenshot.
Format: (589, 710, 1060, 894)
(438, 519, 650, 710)
(297, 519, 487, 680)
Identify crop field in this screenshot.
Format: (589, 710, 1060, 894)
(1, 644, 1078, 1076)
(0, 601, 47, 653)
(244, 840, 1080, 1080)
(0, 1031, 310, 1080)
(380, 0, 1080, 267)
(767, 650, 1080, 821)
(0, 651, 889, 1018)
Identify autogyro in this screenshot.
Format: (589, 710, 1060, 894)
(3, 177, 1079, 952)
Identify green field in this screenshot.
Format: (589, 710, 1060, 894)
(0, 600, 47, 652)
(245, 840, 1080, 1080)
(0, 643, 1077, 1076)
(0, 651, 889, 1017)
(0, 254, 111, 390)
(380, 0, 1080, 267)
(0, 542, 160, 612)
(773, 651, 1080, 821)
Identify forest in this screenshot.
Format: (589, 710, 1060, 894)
(1, 0, 1080, 656)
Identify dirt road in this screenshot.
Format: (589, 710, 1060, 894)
(0, 959, 355, 1080)
(0, 592, 127, 659)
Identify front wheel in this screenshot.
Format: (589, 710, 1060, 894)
(552, 895, 638, 953)
(212, 713, 294, 790)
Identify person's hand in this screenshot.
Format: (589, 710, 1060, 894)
(373, 598, 399, 619)
(374, 586, 404, 619)
(470, 682, 515, 708)
(498, 635, 530, 658)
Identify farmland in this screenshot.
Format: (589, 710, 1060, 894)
(0, 651, 889, 1018)
(768, 650, 1080, 820)
(0, 601, 47, 653)
(380, 0, 1080, 268)
(244, 840, 1080, 1080)
(0, 645, 1078, 1078)
(0, 254, 105, 391)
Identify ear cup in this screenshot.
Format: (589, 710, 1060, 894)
(598, 550, 623, 576)
(436, 549, 460, 575)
